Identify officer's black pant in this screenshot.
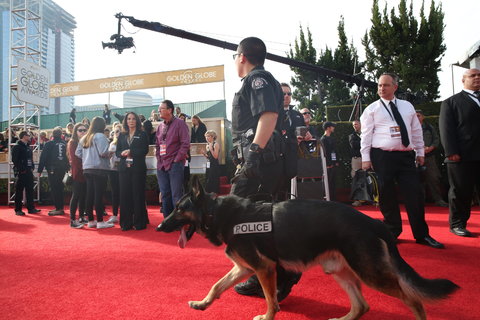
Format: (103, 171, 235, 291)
(230, 159, 301, 292)
(48, 170, 65, 210)
(14, 170, 35, 211)
(119, 168, 148, 229)
(370, 148, 429, 239)
(84, 172, 107, 222)
(108, 171, 120, 216)
(69, 179, 86, 221)
(447, 160, 480, 229)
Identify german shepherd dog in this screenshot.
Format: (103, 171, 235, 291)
(157, 178, 458, 320)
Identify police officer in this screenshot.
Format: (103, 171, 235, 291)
(230, 37, 300, 302)
(12, 131, 41, 216)
(38, 126, 69, 216)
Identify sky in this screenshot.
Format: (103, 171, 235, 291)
(53, 0, 479, 116)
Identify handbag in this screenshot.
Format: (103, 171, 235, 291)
(63, 172, 73, 186)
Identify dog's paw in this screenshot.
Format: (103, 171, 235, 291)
(188, 300, 208, 310)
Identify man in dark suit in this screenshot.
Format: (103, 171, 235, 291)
(360, 73, 444, 249)
(439, 68, 480, 237)
(278, 82, 306, 200)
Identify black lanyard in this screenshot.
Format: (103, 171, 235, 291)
(379, 99, 396, 122)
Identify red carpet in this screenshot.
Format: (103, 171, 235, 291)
(0, 204, 479, 320)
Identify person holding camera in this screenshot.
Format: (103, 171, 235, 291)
(116, 112, 149, 231)
(203, 130, 220, 194)
(38, 126, 69, 216)
(230, 37, 300, 302)
(12, 131, 41, 216)
(360, 73, 443, 249)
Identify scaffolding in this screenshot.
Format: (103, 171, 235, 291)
(7, 0, 42, 205)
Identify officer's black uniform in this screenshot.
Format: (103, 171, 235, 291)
(12, 140, 36, 213)
(230, 66, 301, 301)
(230, 66, 284, 197)
(38, 137, 69, 210)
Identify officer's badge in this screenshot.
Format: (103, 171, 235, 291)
(252, 77, 268, 90)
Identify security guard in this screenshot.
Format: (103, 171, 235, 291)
(38, 126, 69, 215)
(11, 131, 41, 215)
(231, 37, 300, 302)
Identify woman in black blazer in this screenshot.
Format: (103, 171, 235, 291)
(116, 112, 149, 231)
(190, 115, 207, 143)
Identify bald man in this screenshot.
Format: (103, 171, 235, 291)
(439, 68, 480, 237)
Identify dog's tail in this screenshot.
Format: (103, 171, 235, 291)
(391, 246, 459, 301)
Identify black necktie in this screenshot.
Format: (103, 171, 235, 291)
(474, 91, 480, 100)
(389, 101, 410, 147)
(284, 109, 291, 127)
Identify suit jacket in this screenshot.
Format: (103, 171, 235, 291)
(116, 130, 149, 172)
(439, 91, 480, 162)
(190, 122, 207, 143)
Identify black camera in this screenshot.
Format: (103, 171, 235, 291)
(102, 34, 134, 54)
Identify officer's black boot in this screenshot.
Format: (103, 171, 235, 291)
(234, 275, 263, 297)
(277, 271, 302, 302)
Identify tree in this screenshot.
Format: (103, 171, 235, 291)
(288, 19, 361, 120)
(362, 0, 445, 102)
(288, 26, 324, 119)
(325, 16, 359, 106)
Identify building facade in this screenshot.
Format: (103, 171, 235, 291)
(0, 0, 76, 121)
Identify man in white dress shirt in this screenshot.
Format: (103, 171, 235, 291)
(360, 73, 444, 249)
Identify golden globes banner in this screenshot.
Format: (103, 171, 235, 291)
(18, 60, 50, 107)
(49, 65, 224, 98)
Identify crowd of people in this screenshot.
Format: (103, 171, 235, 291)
(9, 102, 222, 231)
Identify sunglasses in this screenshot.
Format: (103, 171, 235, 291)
(283, 92, 292, 96)
(77, 129, 87, 132)
(302, 112, 311, 115)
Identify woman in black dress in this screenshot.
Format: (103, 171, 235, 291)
(203, 130, 220, 194)
(116, 112, 149, 231)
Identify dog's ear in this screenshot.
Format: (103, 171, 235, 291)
(191, 175, 205, 200)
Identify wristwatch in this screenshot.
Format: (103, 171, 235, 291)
(249, 143, 263, 153)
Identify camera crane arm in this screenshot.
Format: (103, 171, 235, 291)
(114, 13, 377, 89)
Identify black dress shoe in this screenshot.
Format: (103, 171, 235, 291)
(15, 211, 25, 216)
(416, 236, 445, 249)
(450, 227, 472, 237)
(28, 209, 41, 214)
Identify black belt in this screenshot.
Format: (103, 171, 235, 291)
(372, 147, 413, 153)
